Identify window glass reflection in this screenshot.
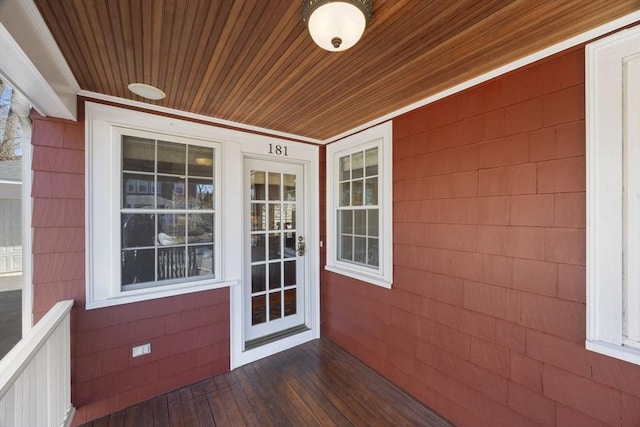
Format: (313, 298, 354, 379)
(122, 136, 155, 172)
(158, 213, 186, 245)
(158, 247, 186, 280)
(157, 175, 186, 209)
(188, 178, 213, 209)
(188, 214, 213, 243)
(157, 141, 185, 175)
(251, 234, 266, 262)
(352, 152, 364, 179)
(122, 214, 155, 248)
(188, 146, 214, 177)
(123, 173, 155, 208)
(365, 147, 378, 176)
(252, 264, 266, 293)
(268, 173, 281, 201)
(190, 245, 213, 276)
(284, 289, 296, 316)
(252, 295, 266, 325)
(270, 291, 282, 320)
(251, 171, 266, 200)
(269, 262, 281, 290)
(339, 155, 350, 181)
(283, 174, 296, 201)
(122, 248, 155, 285)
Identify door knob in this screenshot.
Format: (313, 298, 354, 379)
(297, 236, 305, 256)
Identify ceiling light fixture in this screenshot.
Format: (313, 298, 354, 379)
(302, 0, 372, 52)
(128, 83, 166, 100)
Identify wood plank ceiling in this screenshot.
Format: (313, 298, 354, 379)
(34, 0, 640, 141)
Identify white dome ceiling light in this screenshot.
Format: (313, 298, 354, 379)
(127, 83, 166, 100)
(302, 0, 373, 52)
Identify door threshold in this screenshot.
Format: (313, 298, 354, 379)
(245, 324, 310, 351)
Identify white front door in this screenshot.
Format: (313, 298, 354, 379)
(244, 158, 306, 343)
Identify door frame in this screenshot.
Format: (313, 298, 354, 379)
(230, 139, 319, 369)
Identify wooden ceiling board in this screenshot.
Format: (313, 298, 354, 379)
(34, 0, 640, 140)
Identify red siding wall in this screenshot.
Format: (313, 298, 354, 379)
(30, 108, 231, 425)
(322, 47, 640, 426)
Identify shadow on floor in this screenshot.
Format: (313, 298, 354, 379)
(0, 289, 21, 360)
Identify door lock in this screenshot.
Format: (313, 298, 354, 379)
(297, 236, 305, 256)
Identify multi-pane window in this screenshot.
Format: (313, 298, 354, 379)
(337, 148, 379, 268)
(326, 122, 392, 288)
(120, 135, 216, 289)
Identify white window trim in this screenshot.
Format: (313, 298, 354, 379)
(86, 102, 239, 309)
(586, 25, 640, 365)
(325, 121, 393, 288)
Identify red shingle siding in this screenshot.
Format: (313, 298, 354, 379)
(322, 46, 640, 426)
(30, 109, 230, 425)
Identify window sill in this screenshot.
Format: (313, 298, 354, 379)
(586, 339, 640, 366)
(324, 264, 391, 289)
(86, 279, 239, 310)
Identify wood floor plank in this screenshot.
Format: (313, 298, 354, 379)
(91, 416, 109, 427)
(122, 403, 140, 427)
(234, 365, 289, 427)
(209, 375, 245, 426)
(166, 390, 184, 427)
(277, 345, 352, 426)
(107, 410, 125, 427)
(80, 338, 453, 427)
(202, 377, 233, 426)
(152, 394, 171, 427)
(247, 361, 308, 427)
(177, 387, 199, 425)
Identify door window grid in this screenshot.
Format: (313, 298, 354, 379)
(120, 135, 216, 290)
(336, 148, 379, 268)
(250, 171, 298, 325)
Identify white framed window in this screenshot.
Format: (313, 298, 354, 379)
(586, 25, 640, 365)
(86, 102, 231, 309)
(326, 122, 392, 288)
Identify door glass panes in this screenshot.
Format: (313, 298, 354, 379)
(268, 204, 281, 230)
(250, 169, 299, 326)
(120, 135, 216, 289)
(284, 174, 296, 201)
(252, 265, 266, 293)
(252, 295, 266, 325)
(268, 173, 281, 201)
(284, 289, 297, 316)
(337, 148, 380, 269)
(270, 292, 282, 320)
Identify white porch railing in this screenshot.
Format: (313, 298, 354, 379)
(0, 300, 75, 427)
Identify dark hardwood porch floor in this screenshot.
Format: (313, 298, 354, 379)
(82, 337, 453, 426)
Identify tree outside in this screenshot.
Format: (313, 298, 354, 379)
(0, 79, 22, 161)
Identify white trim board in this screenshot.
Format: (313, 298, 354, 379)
(0, 0, 79, 120)
(78, 91, 324, 145)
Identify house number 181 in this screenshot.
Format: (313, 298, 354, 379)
(268, 144, 288, 156)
